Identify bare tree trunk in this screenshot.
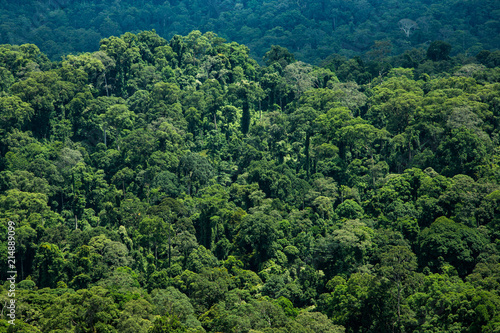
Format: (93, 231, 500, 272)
(104, 73, 109, 97)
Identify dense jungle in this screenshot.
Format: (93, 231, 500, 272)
(0, 1, 500, 332)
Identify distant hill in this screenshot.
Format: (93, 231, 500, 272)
(1, 0, 499, 63)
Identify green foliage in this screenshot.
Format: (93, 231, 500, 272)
(1, 0, 498, 64)
(149, 314, 187, 333)
(0, 27, 498, 333)
(419, 217, 489, 277)
(427, 41, 452, 61)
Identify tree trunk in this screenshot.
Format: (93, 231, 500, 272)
(305, 133, 311, 179)
(155, 243, 158, 263)
(104, 72, 109, 97)
(168, 229, 172, 270)
(397, 277, 401, 331)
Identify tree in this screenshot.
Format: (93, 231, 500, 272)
(149, 314, 187, 333)
(0, 189, 63, 228)
(111, 167, 134, 197)
(379, 246, 417, 332)
(295, 312, 345, 333)
(76, 287, 120, 332)
(376, 91, 421, 135)
(314, 219, 374, 276)
(117, 298, 153, 333)
(284, 61, 314, 97)
(99, 35, 140, 95)
(237, 211, 280, 270)
(0, 66, 14, 92)
(335, 200, 364, 220)
(406, 271, 500, 332)
(98, 104, 136, 146)
(419, 216, 489, 276)
(9, 71, 74, 138)
(398, 19, 418, 38)
(228, 80, 264, 134)
(33, 242, 66, 288)
(436, 127, 489, 177)
(151, 287, 197, 321)
(179, 152, 213, 195)
(15, 224, 37, 280)
(427, 40, 452, 61)
(0, 96, 34, 135)
(320, 273, 388, 332)
(263, 45, 296, 68)
(139, 216, 170, 264)
(185, 245, 218, 273)
(289, 106, 320, 178)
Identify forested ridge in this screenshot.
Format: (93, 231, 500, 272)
(1, 0, 499, 63)
(0, 27, 500, 332)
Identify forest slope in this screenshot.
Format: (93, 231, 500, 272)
(0, 31, 499, 332)
(0, 0, 499, 63)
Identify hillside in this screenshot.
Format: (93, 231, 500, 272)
(0, 30, 500, 332)
(1, 0, 499, 63)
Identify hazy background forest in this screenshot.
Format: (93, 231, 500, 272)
(1, 0, 499, 63)
(0, 1, 500, 333)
